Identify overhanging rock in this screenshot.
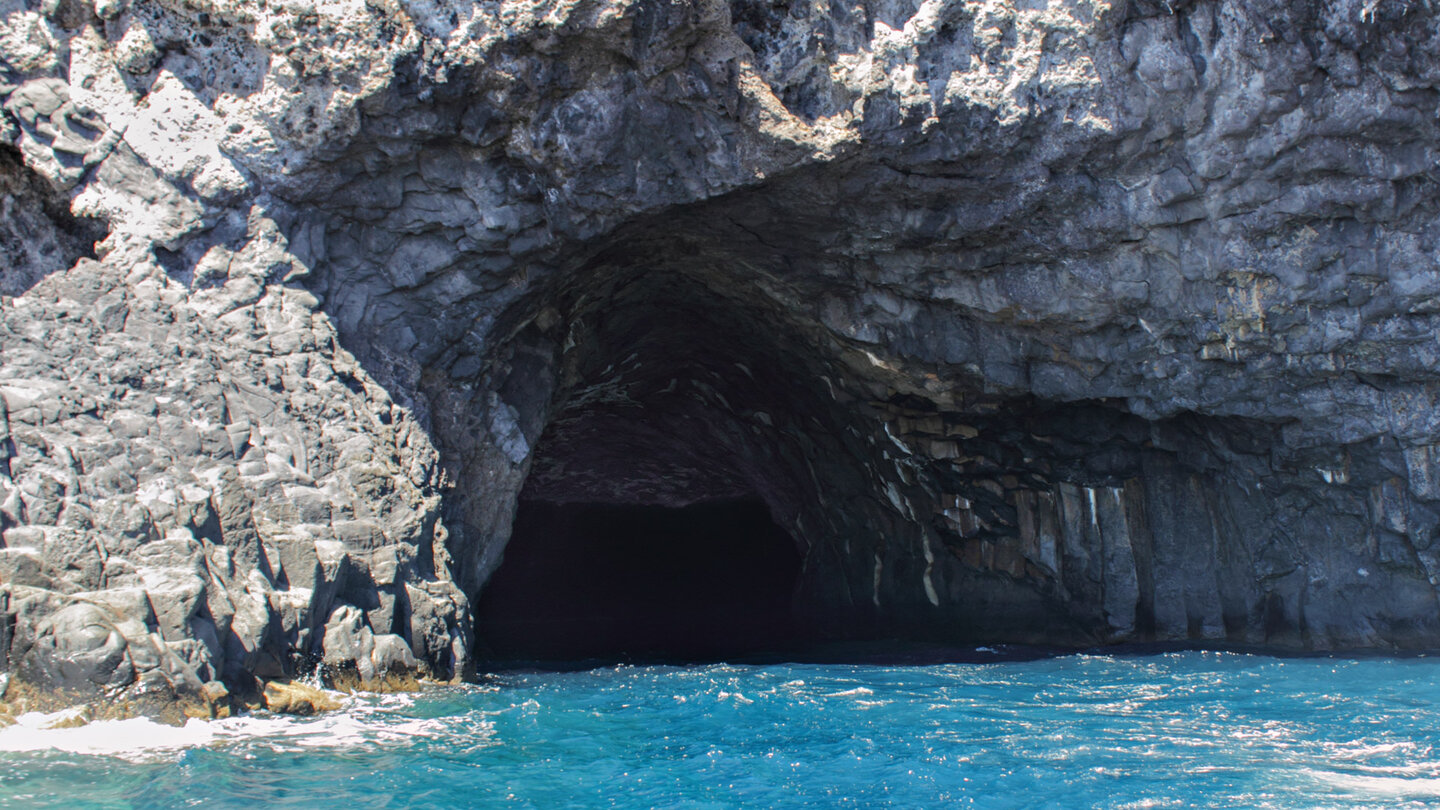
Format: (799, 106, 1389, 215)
(2, 0, 1440, 717)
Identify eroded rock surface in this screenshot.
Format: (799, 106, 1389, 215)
(2, 0, 1440, 715)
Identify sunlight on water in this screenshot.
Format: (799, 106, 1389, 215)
(3, 651, 1440, 808)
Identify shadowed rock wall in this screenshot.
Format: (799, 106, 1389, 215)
(2, 0, 1440, 717)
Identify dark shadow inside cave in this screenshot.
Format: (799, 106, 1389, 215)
(460, 255, 924, 668)
(474, 497, 802, 665)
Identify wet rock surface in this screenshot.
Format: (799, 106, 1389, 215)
(261, 679, 340, 717)
(2, 0, 1440, 716)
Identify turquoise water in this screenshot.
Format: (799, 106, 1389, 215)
(4, 651, 1440, 808)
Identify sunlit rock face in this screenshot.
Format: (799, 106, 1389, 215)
(2, 0, 1440, 715)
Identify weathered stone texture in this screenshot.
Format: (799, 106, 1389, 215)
(2, 0, 1440, 716)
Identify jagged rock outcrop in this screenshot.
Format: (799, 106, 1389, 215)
(2, 0, 1440, 716)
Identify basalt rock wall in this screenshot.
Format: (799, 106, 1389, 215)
(2, 0, 1440, 716)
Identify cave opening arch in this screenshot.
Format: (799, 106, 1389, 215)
(445, 213, 1240, 669)
(464, 252, 906, 665)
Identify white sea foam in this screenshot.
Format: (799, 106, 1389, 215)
(0, 690, 489, 762)
(715, 690, 754, 704)
(1308, 769, 1440, 797)
(0, 712, 222, 759)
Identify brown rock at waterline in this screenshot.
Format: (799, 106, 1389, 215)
(0, 677, 216, 727)
(41, 711, 89, 729)
(262, 681, 342, 716)
(324, 667, 427, 695)
(199, 680, 233, 720)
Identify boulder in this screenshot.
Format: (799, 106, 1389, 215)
(261, 680, 340, 716)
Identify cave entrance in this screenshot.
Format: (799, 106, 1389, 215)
(474, 497, 802, 664)
(466, 262, 889, 667)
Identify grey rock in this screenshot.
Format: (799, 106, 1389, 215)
(15, 602, 133, 692)
(369, 633, 419, 679)
(2, 0, 1440, 721)
(320, 603, 417, 685)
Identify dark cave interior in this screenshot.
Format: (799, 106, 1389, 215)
(465, 237, 1279, 666)
(462, 244, 1296, 665)
(464, 253, 901, 665)
(474, 498, 803, 664)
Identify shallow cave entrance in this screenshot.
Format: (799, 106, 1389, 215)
(475, 497, 802, 663)
(466, 260, 893, 667)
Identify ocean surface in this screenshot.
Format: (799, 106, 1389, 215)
(3, 650, 1440, 808)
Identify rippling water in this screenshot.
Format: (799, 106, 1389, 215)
(4, 651, 1440, 807)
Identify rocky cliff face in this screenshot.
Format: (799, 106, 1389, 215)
(2, 0, 1440, 717)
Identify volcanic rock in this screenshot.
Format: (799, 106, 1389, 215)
(1, 0, 1439, 717)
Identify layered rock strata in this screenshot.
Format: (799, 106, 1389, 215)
(1, 0, 1439, 717)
